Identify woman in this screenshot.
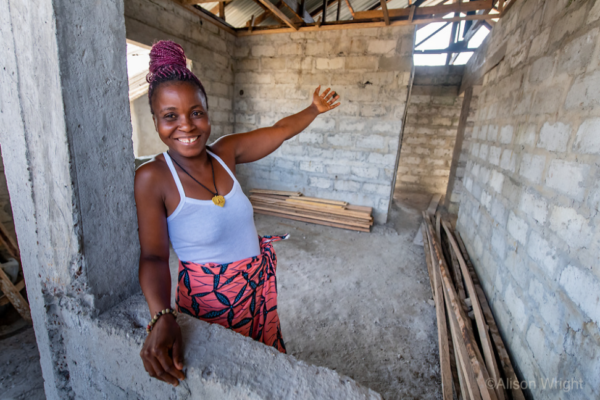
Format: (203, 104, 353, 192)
(134, 40, 340, 386)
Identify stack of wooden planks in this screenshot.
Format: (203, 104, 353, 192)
(249, 189, 373, 232)
(421, 211, 525, 400)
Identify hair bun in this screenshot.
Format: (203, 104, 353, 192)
(148, 40, 187, 76)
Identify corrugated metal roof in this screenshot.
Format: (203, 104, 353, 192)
(195, 0, 414, 29)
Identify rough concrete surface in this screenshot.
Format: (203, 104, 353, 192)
(0, 328, 45, 400)
(251, 192, 439, 399)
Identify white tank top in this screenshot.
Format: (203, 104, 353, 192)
(164, 150, 260, 264)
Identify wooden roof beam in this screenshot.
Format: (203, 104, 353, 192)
(354, 0, 493, 20)
(280, 0, 315, 23)
(380, 0, 390, 25)
(256, 0, 299, 30)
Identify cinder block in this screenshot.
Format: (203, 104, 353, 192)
(326, 133, 353, 147)
(507, 211, 528, 245)
(491, 227, 507, 260)
(549, 206, 593, 249)
(574, 117, 600, 154)
(538, 122, 571, 152)
(527, 230, 559, 275)
(334, 180, 361, 192)
(299, 132, 323, 144)
(545, 160, 589, 201)
(326, 164, 351, 175)
(345, 56, 379, 70)
(309, 177, 332, 189)
(305, 41, 333, 56)
(500, 149, 516, 173)
(299, 161, 325, 173)
(519, 191, 548, 225)
(526, 323, 560, 378)
(362, 183, 390, 196)
(252, 45, 275, 57)
(261, 57, 287, 70)
(367, 39, 397, 54)
(356, 135, 386, 150)
(565, 70, 600, 110)
(489, 146, 501, 165)
(504, 284, 528, 331)
(489, 170, 504, 193)
(351, 166, 379, 179)
(315, 58, 344, 70)
(528, 279, 561, 334)
(499, 125, 514, 144)
(559, 265, 600, 326)
(519, 154, 546, 184)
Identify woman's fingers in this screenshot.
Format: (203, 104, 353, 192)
(321, 87, 331, 98)
(172, 334, 185, 372)
(148, 355, 175, 385)
(155, 347, 185, 384)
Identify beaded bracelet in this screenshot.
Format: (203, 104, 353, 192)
(146, 308, 179, 333)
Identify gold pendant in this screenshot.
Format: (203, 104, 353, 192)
(212, 195, 225, 207)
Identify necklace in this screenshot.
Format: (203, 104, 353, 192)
(168, 151, 226, 207)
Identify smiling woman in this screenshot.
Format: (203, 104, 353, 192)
(133, 40, 340, 387)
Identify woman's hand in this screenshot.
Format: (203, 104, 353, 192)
(140, 314, 186, 386)
(311, 86, 341, 114)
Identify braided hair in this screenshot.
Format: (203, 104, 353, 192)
(146, 40, 208, 114)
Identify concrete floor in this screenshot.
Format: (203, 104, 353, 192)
(0, 191, 440, 399)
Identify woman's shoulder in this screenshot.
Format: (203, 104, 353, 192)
(134, 154, 170, 195)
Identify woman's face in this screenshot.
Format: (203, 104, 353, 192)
(151, 81, 210, 157)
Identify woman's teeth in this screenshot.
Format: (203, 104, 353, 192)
(178, 136, 199, 144)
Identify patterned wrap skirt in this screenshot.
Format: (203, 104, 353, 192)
(176, 235, 288, 353)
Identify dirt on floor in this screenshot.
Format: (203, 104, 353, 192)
(0, 190, 441, 400)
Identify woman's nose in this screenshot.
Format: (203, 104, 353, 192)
(178, 115, 194, 131)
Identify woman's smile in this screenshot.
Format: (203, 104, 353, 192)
(175, 135, 200, 145)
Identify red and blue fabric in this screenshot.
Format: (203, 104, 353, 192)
(176, 235, 288, 353)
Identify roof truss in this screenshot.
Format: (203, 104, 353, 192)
(173, 0, 515, 37)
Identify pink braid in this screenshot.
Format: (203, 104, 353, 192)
(146, 40, 207, 113)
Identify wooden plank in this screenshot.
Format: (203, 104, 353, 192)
(0, 280, 25, 306)
(380, 0, 390, 25)
(250, 189, 302, 196)
(280, 0, 314, 23)
(0, 267, 31, 322)
(441, 220, 504, 400)
(421, 223, 435, 298)
(344, 0, 355, 17)
(0, 221, 19, 261)
(183, 0, 228, 3)
(219, 1, 225, 20)
(424, 222, 456, 400)
(427, 194, 442, 216)
(255, 209, 370, 232)
(354, 0, 493, 20)
(424, 215, 498, 400)
(285, 198, 345, 209)
(408, 4, 415, 22)
(237, 12, 498, 35)
(336, 0, 342, 21)
(251, 203, 372, 228)
(289, 195, 348, 206)
(256, 0, 299, 30)
(346, 204, 373, 213)
(455, 232, 526, 400)
(250, 196, 372, 220)
(249, 14, 255, 32)
(171, 0, 236, 34)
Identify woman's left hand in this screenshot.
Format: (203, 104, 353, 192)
(311, 86, 341, 114)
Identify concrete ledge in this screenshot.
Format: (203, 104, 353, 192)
(61, 294, 381, 399)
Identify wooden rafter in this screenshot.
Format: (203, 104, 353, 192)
(280, 0, 314, 23)
(354, 0, 493, 20)
(380, 0, 390, 25)
(256, 0, 299, 30)
(344, 0, 355, 18)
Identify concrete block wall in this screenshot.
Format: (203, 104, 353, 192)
(125, 0, 236, 154)
(232, 28, 415, 224)
(396, 66, 464, 195)
(446, 86, 480, 215)
(456, 1, 600, 398)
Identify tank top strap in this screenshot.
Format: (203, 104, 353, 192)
(207, 148, 239, 185)
(163, 152, 186, 200)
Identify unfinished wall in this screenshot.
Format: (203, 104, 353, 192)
(395, 66, 464, 197)
(130, 94, 167, 157)
(233, 28, 414, 224)
(457, 1, 600, 398)
(124, 0, 236, 148)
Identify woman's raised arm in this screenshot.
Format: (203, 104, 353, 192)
(213, 86, 340, 165)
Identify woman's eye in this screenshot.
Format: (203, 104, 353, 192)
(164, 113, 176, 119)
(192, 111, 204, 117)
